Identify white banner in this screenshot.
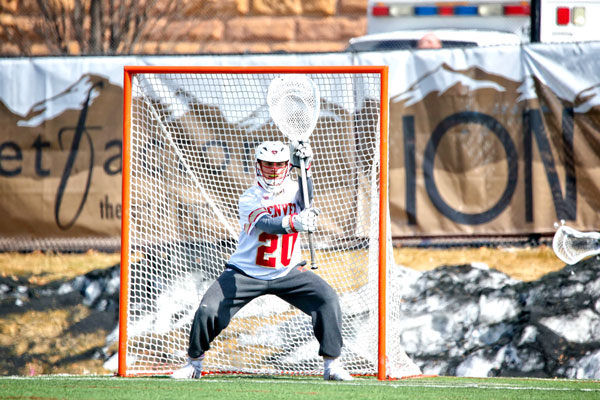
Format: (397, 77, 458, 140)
(1, 42, 599, 245)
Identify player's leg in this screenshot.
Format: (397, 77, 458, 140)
(189, 268, 267, 356)
(272, 265, 353, 380)
(172, 268, 267, 379)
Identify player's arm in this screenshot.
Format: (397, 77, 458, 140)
(244, 202, 317, 235)
(254, 210, 319, 235)
(290, 141, 314, 209)
(255, 214, 287, 234)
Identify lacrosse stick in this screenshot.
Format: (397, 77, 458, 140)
(552, 225, 600, 265)
(267, 74, 320, 269)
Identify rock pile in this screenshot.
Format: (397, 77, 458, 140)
(395, 259, 600, 379)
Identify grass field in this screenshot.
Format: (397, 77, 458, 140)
(1, 375, 599, 400)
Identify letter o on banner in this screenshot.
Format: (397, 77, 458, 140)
(423, 111, 518, 225)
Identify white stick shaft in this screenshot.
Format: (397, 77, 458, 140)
(300, 157, 317, 269)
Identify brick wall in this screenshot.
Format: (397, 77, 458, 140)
(0, 0, 368, 56)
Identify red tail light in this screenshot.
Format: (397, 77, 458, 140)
(556, 7, 571, 25)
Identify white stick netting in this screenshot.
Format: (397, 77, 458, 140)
(122, 70, 421, 378)
(267, 74, 320, 141)
(552, 225, 600, 265)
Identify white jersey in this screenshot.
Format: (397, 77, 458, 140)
(227, 178, 303, 280)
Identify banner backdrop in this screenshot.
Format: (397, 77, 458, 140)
(0, 44, 599, 248)
(360, 44, 600, 237)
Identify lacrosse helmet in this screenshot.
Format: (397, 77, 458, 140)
(255, 141, 291, 191)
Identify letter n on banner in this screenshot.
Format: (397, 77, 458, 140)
(523, 108, 576, 222)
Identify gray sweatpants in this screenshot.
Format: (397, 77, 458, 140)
(187, 264, 343, 359)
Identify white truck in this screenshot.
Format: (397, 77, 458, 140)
(348, 0, 532, 50)
(346, 0, 599, 51)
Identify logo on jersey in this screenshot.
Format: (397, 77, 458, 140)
(244, 203, 298, 234)
(266, 203, 298, 217)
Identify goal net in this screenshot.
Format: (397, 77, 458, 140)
(119, 66, 421, 379)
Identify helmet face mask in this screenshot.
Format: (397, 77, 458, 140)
(255, 141, 290, 191)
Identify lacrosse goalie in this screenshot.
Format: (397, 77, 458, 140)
(171, 140, 353, 381)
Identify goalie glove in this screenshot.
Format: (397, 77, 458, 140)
(282, 208, 320, 233)
(289, 141, 313, 170)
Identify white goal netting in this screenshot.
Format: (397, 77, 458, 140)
(121, 68, 421, 379)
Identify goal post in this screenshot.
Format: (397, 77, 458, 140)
(119, 65, 421, 380)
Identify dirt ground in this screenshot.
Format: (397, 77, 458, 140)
(0, 246, 566, 376)
(0, 251, 121, 376)
(392, 244, 564, 282)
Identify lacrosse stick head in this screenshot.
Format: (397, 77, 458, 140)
(267, 74, 320, 142)
(552, 225, 600, 265)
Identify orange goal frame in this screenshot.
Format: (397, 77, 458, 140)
(120, 65, 390, 379)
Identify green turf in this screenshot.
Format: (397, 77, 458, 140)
(1, 375, 599, 400)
